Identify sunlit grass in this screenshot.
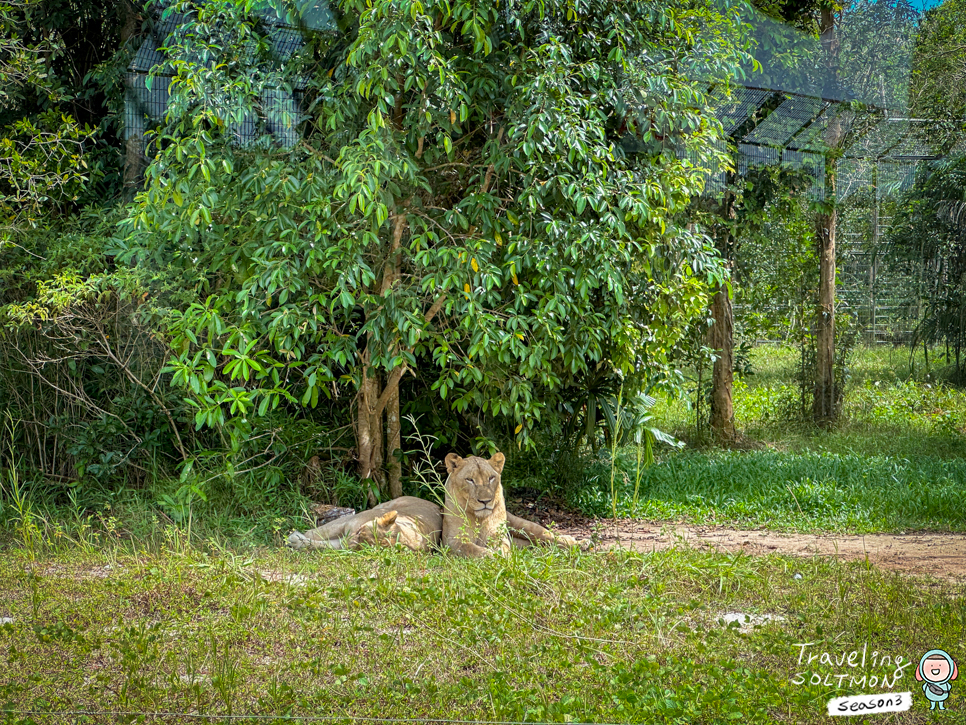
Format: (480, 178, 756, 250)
(571, 449, 966, 533)
(566, 345, 966, 532)
(0, 542, 962, 724)
(652, 344, 966, 457)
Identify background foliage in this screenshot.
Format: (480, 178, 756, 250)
(1, 0, 965, 531)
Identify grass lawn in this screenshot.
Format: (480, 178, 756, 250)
(551, 345, 966, 534)
(2, 343, 966, 724)
(0, 541, 963, 724)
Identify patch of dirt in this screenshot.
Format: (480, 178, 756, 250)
(131, 581, 208, 616)
(507, 494, 966, 582)
(38, 563, 122, 580)
(562, 518, 966, 582)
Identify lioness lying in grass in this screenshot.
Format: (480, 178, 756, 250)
(442, 452, 588, 557)
(286, 496, 442, 552)
(287, 452, 588, 556)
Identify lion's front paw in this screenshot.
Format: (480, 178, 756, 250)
(554, 534, 592, 551)
(286, 531, 313, 550)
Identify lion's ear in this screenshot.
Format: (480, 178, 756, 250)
(489, 452, 506, 473)
(377, 511, 398, 527)
(444, 453, 463, 474)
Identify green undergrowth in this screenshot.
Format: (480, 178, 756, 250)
(654, 345, 966, 459)
(571, 450, 966, 533)
(0, 455, 323, 551)
(552, 345, 966, 533)
(0, 543, 963, 724)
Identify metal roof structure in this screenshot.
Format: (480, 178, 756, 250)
(704, 90, 950, 201)
(125, 0, 960, 196)
(124, 0, 334, 150)
(695, 3, 966, 344)
(698, 1, 961, 203)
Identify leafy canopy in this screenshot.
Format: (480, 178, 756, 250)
(118, 0, 752, 449)
(0, 0, 97, 243)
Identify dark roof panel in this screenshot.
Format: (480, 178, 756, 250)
(711, 86, 771, 135)
(743, 96, 823, 147)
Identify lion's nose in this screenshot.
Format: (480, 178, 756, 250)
(478, 498, 492, 506)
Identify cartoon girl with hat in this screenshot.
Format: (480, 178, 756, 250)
(917, 649, 958, 710)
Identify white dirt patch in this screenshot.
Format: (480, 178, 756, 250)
(717, 611, 786, 633)
(255, 569, 310, 586)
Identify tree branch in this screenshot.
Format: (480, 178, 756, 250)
(372, 294, 448, 418)
(95, 330, 188, 461)
(480, 126, 505, 196)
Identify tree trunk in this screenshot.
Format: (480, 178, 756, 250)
(386, 384, 402, 498)
(709, 187, 736, 442)
(709, 283, 735, 440)
(355, 358, 384, 506)
(813, 203, 837, 426)
(375, 205, 407, 500)
(352, 196, 450, 503)
(812, 5, 841, 427)
(120, 0, 139, 45)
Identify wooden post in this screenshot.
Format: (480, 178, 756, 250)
(121, 0, 145, 198)
(813, 196, 837, 425)
(709, 185, 737, 441)
(812, 6, 842, 427)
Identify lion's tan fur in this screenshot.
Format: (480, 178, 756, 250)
(287, 496, 442, 552)
(442, 452, 587, 557)
(442, 453, 511, 557)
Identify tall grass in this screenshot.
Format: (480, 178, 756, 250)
(0, 466, 316, 553)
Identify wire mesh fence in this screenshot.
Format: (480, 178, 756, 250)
(123, 0, 332, 151)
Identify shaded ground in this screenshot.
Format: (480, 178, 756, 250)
(509, 498, 966, 581)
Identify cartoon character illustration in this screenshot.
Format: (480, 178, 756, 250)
(916, 649, 958, 710)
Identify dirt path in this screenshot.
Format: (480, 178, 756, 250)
(559, 519, 966, 581)
(508, 496, 966, 581)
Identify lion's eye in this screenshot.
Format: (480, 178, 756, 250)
(489, 476, 495, 483)
(466, 478, 474, 485)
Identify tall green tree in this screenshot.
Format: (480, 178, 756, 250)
(908, 0, 966, 126)
(728, 0, 916, 428)
(887, 157, 966, 378)
(809, 0, 916, 424)
(117, 0, 751, 497)
(0, 0, 94, 243)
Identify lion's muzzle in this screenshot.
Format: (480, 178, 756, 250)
(474, 504, 494, 518)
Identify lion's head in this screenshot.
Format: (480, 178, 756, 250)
(349, 510, 427, 551)
(444, 452, 506, 519)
